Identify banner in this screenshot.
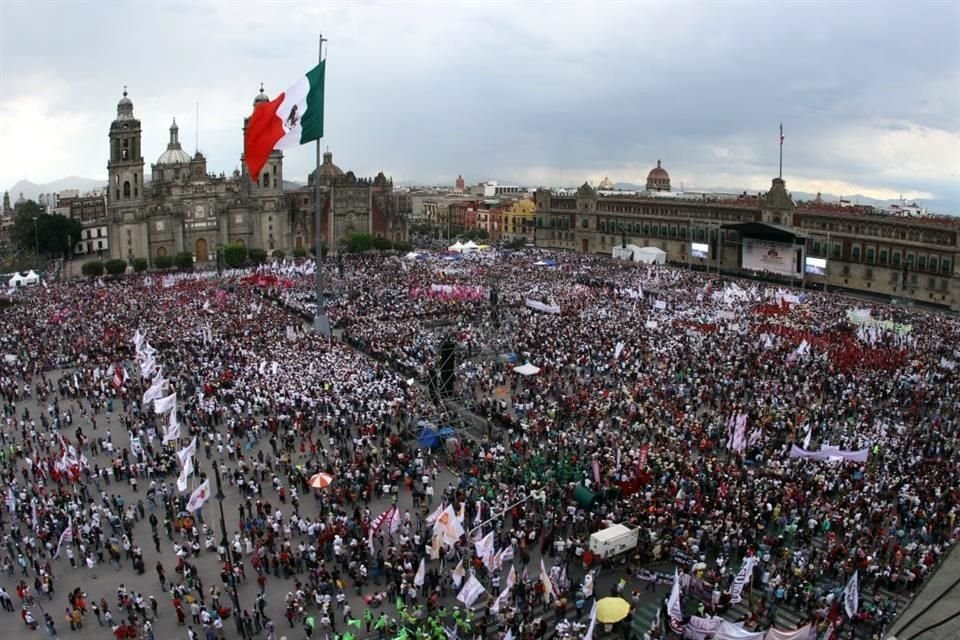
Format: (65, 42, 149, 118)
(683, 616, 722, 640)
(789, 444, 869, 463)
(525, 298, 560, 314)
(741, 239, 801, 278)
(715, 621, 765, 640)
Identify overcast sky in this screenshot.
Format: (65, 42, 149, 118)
(1, 0, 958, 212)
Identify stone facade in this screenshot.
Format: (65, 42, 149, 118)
(535, 169, 960, 311)
(104, 88, 406, 263)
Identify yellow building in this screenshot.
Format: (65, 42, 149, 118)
(502, 198, 536, 241)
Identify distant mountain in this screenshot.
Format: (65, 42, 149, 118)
(5, 177, 106, 202)
(282, 180, 304, 191)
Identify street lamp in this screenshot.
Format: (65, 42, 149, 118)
(33, 217, 40, 266)
(216, 246, 222, 277)
(212, 465, 245, 637)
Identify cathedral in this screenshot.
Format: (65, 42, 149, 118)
(105, 87, 407, 264)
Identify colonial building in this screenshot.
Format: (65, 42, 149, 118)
(534, 162, 960, 310)
(104, 87, 405, 263)
(285, 151, 409, 251)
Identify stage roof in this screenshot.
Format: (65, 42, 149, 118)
(721, 221, 803, 244)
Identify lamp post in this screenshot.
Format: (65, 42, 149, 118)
(212, 464, 245, 637)
(33, 217, 40, 267)
(215, 246, 222, 277)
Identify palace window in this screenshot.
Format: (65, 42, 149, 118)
(943, 259, 952, 274)
(918, 256, 926, 269)
(879, 250, 887, 265)
(851, 246, 860, 260)
(929, 257, 938, 272)
(892, 252, 901, 266)
(865, 248, 874, 263)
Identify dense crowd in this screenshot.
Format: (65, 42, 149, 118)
(0, 249, 956, 640)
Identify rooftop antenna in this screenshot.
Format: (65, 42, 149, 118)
(196, 101, 199, 154)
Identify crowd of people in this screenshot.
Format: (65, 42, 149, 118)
(0, 248, 956, 640)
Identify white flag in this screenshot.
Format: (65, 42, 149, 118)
(582, 601, 598, 640)
(163, 417, 181, 444)
(177, 437, 197, 468)
(413, 558, 426, 587)
(455, 574, 487, 609)
(729, 556, 757, 604)
(142, 378, 167, 405)
(667, 568, 683, 623)
(451, 559, 465, 588)
(186, 479, 211, 512)
(390, 506, 402, 534)
(475, 531, 495, 567)
(802, 424, 812, 450)
(843, 570, 859, 618)
(52, 518, 74, 559)
(153, 392, 177, 415)
(433, 504, 465, 546)
(539, 558, 556, 602)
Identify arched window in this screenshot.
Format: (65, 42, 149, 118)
(123, 181, 131, 197)
(262, 172, 270, 188)
(133, 173, 138, 185)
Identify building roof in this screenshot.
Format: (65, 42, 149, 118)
(156, 118, 192, 165)
(721, 221, 802, 243)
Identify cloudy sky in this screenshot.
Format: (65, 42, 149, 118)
(1, 0, 959, 212)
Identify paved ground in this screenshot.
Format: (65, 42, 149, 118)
(0, 366, 662, 640)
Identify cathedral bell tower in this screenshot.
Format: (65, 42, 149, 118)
(107, 87, 145, 216)
(107, 87, 146, 261)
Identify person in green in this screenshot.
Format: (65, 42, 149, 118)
(363, 608, 374, 633)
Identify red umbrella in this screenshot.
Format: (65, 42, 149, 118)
(308, 472, 334, 489)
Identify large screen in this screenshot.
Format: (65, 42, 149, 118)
(691, 242, 709, 259)
(805, 257, 827, 276)
(741, 239, 802, 278)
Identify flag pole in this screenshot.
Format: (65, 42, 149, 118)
(313, 33, 331, 336)
(779, 122, 783, 180)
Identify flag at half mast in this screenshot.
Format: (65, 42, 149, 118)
(244, 61, 325, 178)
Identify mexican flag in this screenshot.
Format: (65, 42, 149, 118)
(244, 61, 325, 178)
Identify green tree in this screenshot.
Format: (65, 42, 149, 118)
(132, 258, 148, 272)
(371, 235, 393, 251)
(248, 248, 268, 265)
(174, 252, 194, 270)
(11, 202, 83, 258)
(104, 259, 128, 276)
(506, 237, 527, 250)
(292, 247, 307, 258)
(222, 243, 248, 268)
(393, 240, 414, 252)
(272, 250, 286, 260)
(346, 232, 373, 253)
(81, 260, 105, 277)
(154, 255, 174, 270)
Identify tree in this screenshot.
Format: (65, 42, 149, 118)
(248, 248, 268, 265)
(506, 237, 527, 250)
(104, 259, 128, 276)
(272, 250, 286, 260)
(81, 260, 105, 277)
(132, 258, 148, 272)
(292, 247, 307, 258)
(154, 255, 174, 270)
(394, 240, 414, 252)
(174, 252, 194, 270)
(11, 202, 83, 258)
(222, 243, 248, 268)
(371, 235, 393, 251)
(345, 232, 373, 253)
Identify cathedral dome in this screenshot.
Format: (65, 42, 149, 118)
(646, 160, 671, 192)
(598, 176, 614, 190)
(317, 151, 343, 177)
(156, 118, 192, 165)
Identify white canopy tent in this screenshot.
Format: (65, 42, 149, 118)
(634, 246, 667, 265)
(612, 243, 645, 262)
(512, 362, 541, 376)
(447, 241, 465, 253)
(22, 270, 40, 286)
(461, 240, 480, 254)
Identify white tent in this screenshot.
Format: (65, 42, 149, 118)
(634, 246, 667, 265)
(7, 273, 26, 288)
(462, 240, 480, 254)
(448, 241, 465, 253)
(22, 270, 40, 286)
(612, 243, 644, 262)
(405, 251, 422, 260)
(512, 362, 541, 376)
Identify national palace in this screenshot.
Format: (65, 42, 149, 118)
(533, 162, 960, 311)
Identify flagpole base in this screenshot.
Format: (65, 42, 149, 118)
(313, 312, 331, 336)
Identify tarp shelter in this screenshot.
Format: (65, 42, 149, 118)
(438, 426, 457, 439)
(447, 241, 465, 253)
(513, 362, 541, 376)
(417, 427, 441, 448)
(534, 258, 557, 266)
(461, 240, 480, 254)
(7, 273, 25, 288)
(573, 484, 600, 508)
(404, 251, 422, 260)
(23, 270, 40, 285)
(634, 246, 667, 264)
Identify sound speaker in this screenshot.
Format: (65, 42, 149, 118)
(438, 339, 456, 398)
